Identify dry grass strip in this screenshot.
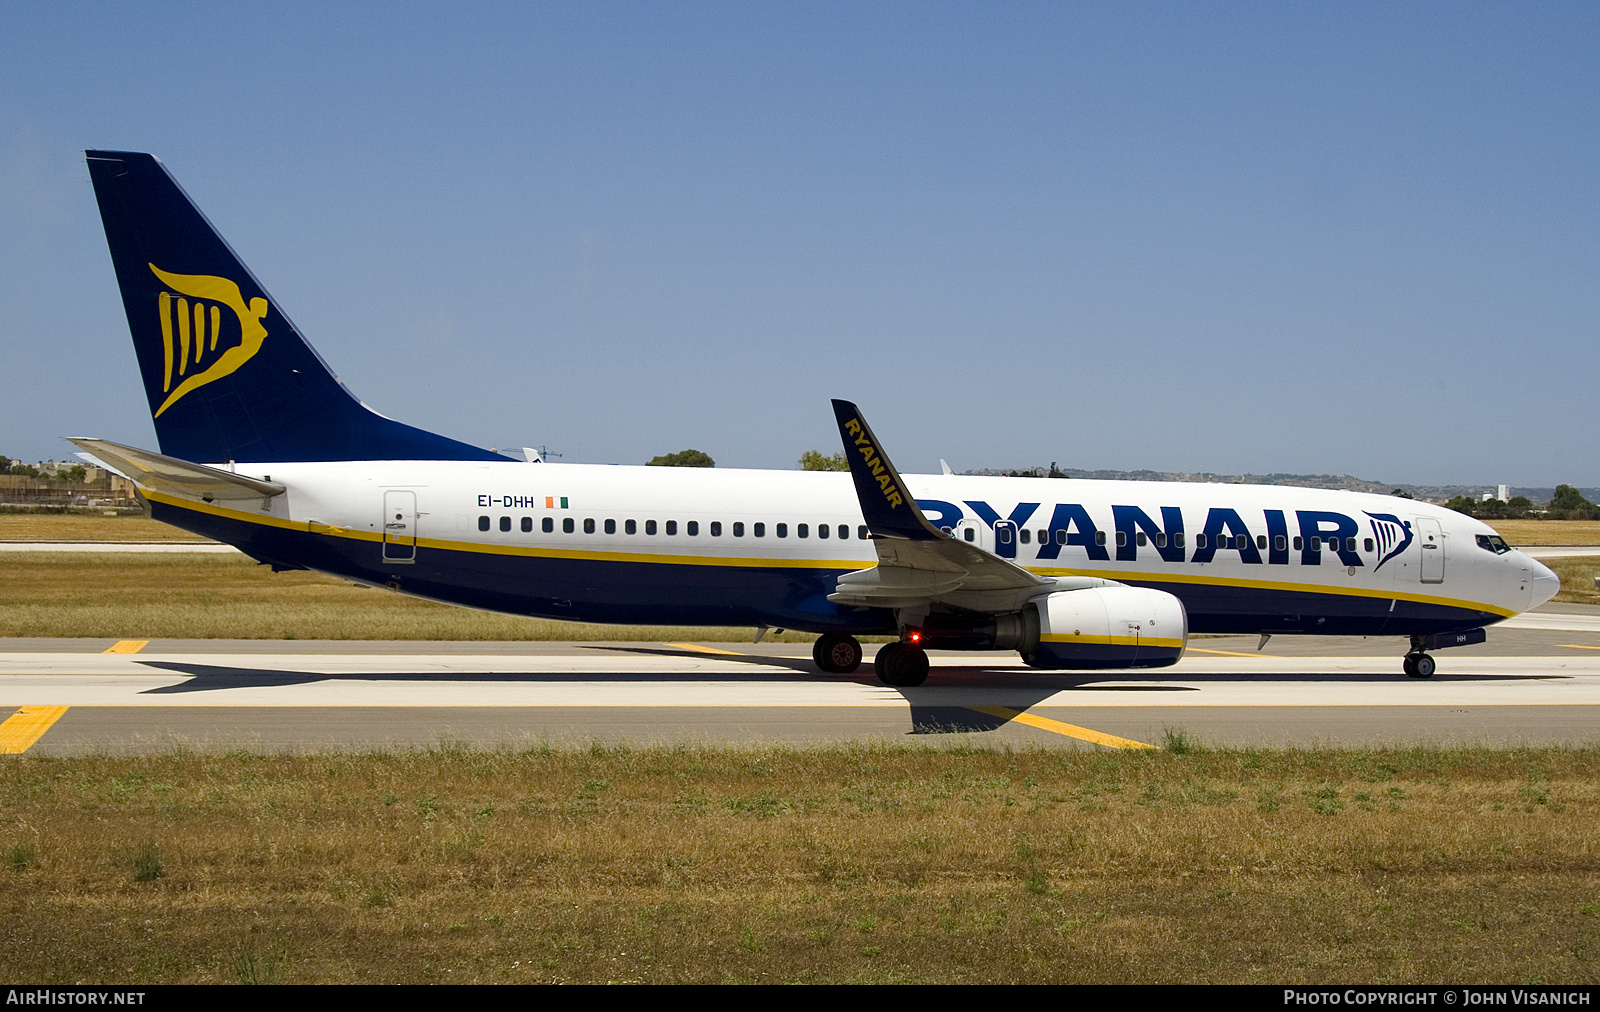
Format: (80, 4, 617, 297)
(2, 743, 1599, 983)
(0, 553, 819, 641)
(0, 515, 213, 542)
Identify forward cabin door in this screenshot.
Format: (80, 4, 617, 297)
(382, 490, 417, 563)
(1416, 516, 1444, 584)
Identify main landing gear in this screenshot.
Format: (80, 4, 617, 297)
(874, 641, 930, 687)
(1403, 652, 1436, 679)
(812, 633, 863, 674)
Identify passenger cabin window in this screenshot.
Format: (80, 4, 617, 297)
(645, 520, 657, 535)
(687, 521, 699, 536)
(1310, 537, 1321, 551)
(754, 523, 765, 537)
(998, 527, 1013, 544)
(1019, 529, 1031, 544)
(1136, 532, 1147, 547)
(543, 517, 554, 533)
(1037, 529, 1047, 543)
(563, 518, 575, 534)
(1155, 532, 1166, 548)
(963, 527, 975, 542)
(1095, 531, 1107, 546)
(1174, 532, 1185, 547)
(1055, 530, 1066, 545)
(710, 521, 722, 536)
(1275, 535, 1287, 551)
(838, 525, 849, 540)
(1293, 536, 1302, 550)
(500, 517, 511, 532)
(857, 525, 868, 540)
(1364, 537, 1373, 552)
(732, 522, 743, 537)
(625, 519, 636, 535)
(818, 523, 829, 539)
(1195, 534, 1207, 549)
(666, 520, 678, 535)
(777, 523, 787, 538)
(798, 524, 808, 538)
(584, 518, 595, 534)
(522, 517, 532, 533)
(478, 516, 490, 532)
(1257, 535, 1267, 549)
(605, 519, 616, 534)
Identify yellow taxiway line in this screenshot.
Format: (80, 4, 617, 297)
(103, 640, 148, 654)
(1560, 644, 1600, 651)
(664, 642, 748, 656)
(0, 706, 69, 754)
(1187, 646, 1266, 658)
(966, 705, 1158, 749)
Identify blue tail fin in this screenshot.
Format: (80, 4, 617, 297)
(85, 150, 506, 463)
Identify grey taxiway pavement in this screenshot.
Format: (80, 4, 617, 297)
(3, 603, 1600, 754)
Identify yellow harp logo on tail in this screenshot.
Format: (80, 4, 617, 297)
(148, 264, 269, 417)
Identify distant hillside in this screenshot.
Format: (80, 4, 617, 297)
(960, 468, 1598, 505)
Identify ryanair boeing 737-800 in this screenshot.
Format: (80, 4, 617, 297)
(73, 151, 1559, 687)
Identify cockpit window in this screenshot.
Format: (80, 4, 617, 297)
(1475, 534, 1513, 555)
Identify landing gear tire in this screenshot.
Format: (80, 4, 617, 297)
(1404, 652, 1435, 678)
(812, 634, 863, 674)
(874, 641, 930, 688)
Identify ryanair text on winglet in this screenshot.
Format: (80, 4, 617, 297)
(844, 417, 904, 509)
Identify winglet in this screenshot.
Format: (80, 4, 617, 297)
(831, 400, 942, 541)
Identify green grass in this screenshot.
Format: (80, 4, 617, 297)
(2, 743, 1599, 983)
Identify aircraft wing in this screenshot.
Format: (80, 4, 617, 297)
(66, 437, 285, 502)
(826, 400, 1060, 612)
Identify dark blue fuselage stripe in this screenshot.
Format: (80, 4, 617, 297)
(155, 501, 1500, 637)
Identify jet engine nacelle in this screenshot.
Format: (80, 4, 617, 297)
(1023, 585, 1188, 669)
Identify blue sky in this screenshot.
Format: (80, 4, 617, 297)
(2, 3, 1596, 484)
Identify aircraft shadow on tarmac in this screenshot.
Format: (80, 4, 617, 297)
(133, 646, 1563, 737)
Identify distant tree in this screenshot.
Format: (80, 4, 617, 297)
(1444, 495, 1479, 516)
(646, 449, 715, 468)
(799, 450, 849, 471)
(0, 456, 10, 473)
(1477, 497, 1509, 519)
(1548, 484, 1595, 520)
(8, 463, 41, 478)
(1507, 495, 1534, 518)
(55, 464, 86, 484)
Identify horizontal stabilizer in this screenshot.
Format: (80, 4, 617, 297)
(66, 438, 284, 501)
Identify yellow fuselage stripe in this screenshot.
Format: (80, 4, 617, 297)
(141, 489, 1513, 616)
(966, 705, 1158, 750)
(0, 707, 69, 754)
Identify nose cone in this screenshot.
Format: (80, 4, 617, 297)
(1528, 558, 1560, 609)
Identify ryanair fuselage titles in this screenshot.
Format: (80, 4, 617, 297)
(76, 150, 1559, 687)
